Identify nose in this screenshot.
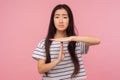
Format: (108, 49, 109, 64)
(59, 18, 63, 23)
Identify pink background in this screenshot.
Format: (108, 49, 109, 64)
(0, 0, 120, 80)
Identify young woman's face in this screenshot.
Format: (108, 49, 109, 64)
(54, 8, 69, 31)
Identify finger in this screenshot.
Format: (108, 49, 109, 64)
(59, 42, 63, 53)
(49, 38, 55, 41)
(61, 42, 63, 48)
(58, 42, 63, 60)
(60, 42, 63, 52)
(50, 39, 60, 42)
(50, 38, 65, 42)
(62, 52, 65, 60)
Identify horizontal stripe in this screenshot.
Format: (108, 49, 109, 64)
(48, 66, 85, 74)
(57, 61, 83, 67)
(33, 39, 87, 79)
(32, 54, 45, 60)
(34, 49, 45, 53)
(50, 45, 81, 49)
(33, 52, 45, 57)
(49, 68, 86, 74)
(44, 71, 86, 78)
(61, 74, 87, 80)
(51, 64, 84, 71)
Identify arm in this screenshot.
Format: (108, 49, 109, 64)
(71, 36, 100, 46)
(38, 42, 65, 74)
(38, 59, 59, 74)
(50, 36, 100, 46)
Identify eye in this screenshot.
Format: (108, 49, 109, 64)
(55, 16, 59, 18)
(63, 17, 68, 19)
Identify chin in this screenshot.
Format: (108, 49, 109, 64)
(58, 28, 66, 31)
(57, 27, 67, 31)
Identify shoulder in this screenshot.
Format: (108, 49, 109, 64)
(37, 38, 46, 48)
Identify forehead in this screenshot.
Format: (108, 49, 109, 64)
(54, 8, 68, 15)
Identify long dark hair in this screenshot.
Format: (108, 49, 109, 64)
(45, 4, 80, 77)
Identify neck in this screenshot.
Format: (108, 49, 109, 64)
(54, 30, 67, 38)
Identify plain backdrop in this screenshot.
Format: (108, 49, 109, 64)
(0, 0, 120, 80)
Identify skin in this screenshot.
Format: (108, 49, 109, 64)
(54, 8, 69, 34)
(38, 8, 101, 76)
(53, 8, 70, 40)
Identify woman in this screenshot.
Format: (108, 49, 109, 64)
(32, 4, 100, 80)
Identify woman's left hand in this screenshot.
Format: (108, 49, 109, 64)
(50, 36, 74, 42)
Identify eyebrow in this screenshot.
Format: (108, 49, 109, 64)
(55, 14, 68, 16)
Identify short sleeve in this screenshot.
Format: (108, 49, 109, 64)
(76, 42, 89, 54)
(32, 39, 46, 60)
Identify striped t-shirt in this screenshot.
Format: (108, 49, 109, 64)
(32, 39, 89, 80)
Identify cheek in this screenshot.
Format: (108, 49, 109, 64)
(65, 19, 69, 25)
(54, 19, 58, 25)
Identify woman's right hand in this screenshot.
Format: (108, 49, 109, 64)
(57, 42, 65, 63)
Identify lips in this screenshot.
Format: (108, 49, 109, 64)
(58, 25, 64, 28)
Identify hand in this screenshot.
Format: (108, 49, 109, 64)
(50, 36, 74, 42)
(57, 42, 65, 63)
